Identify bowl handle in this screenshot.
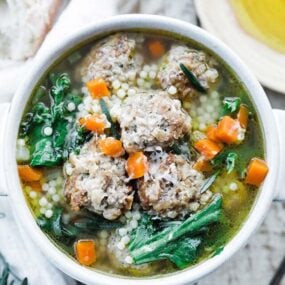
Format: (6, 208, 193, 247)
(273, 109, 285, 201)
(0, 103, 10, 197)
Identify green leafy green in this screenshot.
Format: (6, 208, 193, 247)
(63, 125, 92, 159)
(200, 171, 220, 193)
(20, 73, 85, 167)
(180, 63, 207, 93)
(221, 97, 241, 116)
(37, 208, 122, 245)
(99, 99, 120, 139)
(129, 195, 222, 269)
(212, 151, 238, 174)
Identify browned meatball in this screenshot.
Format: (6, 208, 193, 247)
(138, 151, 212, 218)
(117, 90, 191, 153)
(158, 45, 219, 99)
(64, 137, 133, 220)
(80, 33, 141, 86)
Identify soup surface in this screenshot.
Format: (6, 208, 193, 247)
(17, 32, 268, 277)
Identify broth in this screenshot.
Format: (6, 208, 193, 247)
(17, 31, 265, 277)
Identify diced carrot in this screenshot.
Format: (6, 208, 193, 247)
(98, 137, 124, 157)
(215, 116, 240, 144)
(27, 181, 42, 192)
(126, 152, 148, 179)
(237, 105, 249, 129)
(75, 240, 96, 266)
(193, 159, 213, 172)
(86, 78, 110, 99)
(206, 125, 220, 142)
(79, 115, 105, 134)
(18, 165, 43, 182)
(148, 40, 165, 58)
(194, 139, 223, 160)
(245, 157, 269, 186)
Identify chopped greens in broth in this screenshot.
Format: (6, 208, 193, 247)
(16, 32, 268, 278)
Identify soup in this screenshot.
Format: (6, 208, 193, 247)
(16, 32, 268, 277)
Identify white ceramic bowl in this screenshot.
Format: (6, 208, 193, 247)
(1, 14, 285, 285)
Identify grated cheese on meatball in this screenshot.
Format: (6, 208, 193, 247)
(64, 137, 133, 220)
(138, 151, 213, 218)
(80, 33, 142, 86)
(117, 90, 191, 153)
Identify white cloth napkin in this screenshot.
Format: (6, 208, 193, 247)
(0, 0, 118, 284)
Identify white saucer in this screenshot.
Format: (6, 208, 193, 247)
(195, 0, 285, 94)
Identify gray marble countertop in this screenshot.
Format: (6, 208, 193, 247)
(117, 1, 285, 284)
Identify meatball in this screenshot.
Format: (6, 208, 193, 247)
(64, 137, 133, 220)
(117, 90, 191, 153)
(80, 33, 141, 86)
(138, 151, 213, 218)
(158, 45, 219, 98)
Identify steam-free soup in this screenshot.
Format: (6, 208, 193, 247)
(17, 32, 268, 277)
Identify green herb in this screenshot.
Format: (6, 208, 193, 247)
(212, 151, 238, 174)
(180, 63, 207, 93)
(129, 195, 222, 269)
(20, 74, 84, 167)
(200, 171, 220, 193)
(99, 99, 120, 139)
(0, 253, 28, 285)
(221, 97, 241, 116)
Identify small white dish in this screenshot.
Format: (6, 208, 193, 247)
(195, 0, 285, 94)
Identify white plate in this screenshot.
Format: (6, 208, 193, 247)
(195, 0, 285, 94)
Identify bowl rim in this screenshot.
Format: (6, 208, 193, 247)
(4, 14, 278, 285)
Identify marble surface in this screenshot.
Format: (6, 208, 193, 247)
(116, 1, 285, 284)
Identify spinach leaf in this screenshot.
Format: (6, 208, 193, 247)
(63, 125, 92, 159)
(37, 208, 122, 245)
(221, 97, 241, 116)
(212, 151, 238, 174)
(180, 63, 207, 93)
(21, 74, 85, 167)
(74, 216, 122, 231)
(160, 237, 201, 269)
(200, 171, 220, 194)
(129, 195, 222, 269)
